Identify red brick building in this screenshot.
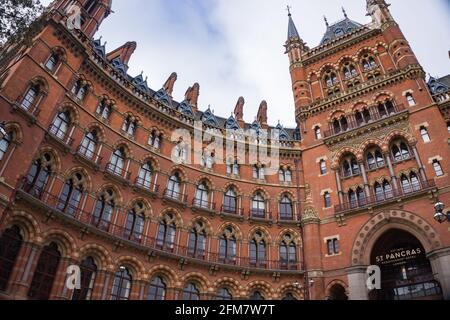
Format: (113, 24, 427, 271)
(0, 0, 449, 300)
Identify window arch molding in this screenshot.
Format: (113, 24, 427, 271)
(94, 183, 123, 206)
(114, 256, 146, 282)
(77, 244, 112, 272)
(216, 222, 242, 240)
(40, 229, 77, 259)
(2, 122, 24, 145)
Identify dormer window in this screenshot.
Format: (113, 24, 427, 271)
(334, 28, 344, 37)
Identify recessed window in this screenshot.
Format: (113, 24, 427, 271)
(420, 126, 430, 143)
(447, 121, 450, 134)
(406, 93, 416, 106)
(45, 53, 60, 72)
(324, 192, 332, 208)
(320, 160, 327, 175)
(433, 160, 444, 177)
(314, 126, 322, 140)
(327, 238, 339, 256)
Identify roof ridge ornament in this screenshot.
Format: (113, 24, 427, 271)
(324, 15, 329, 27)
(342, 6, 348, 19)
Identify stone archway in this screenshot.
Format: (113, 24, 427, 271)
(346, 210, 450, 300)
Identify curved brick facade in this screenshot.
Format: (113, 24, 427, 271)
(0, 0, 449, 300)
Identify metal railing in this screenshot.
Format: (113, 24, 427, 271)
(220, 205, 244, 216)
(76, 145, 103, 165)
(48, 124, 74, 146)
(135, 177, 159, 194)
(192, 198, 216, 211)
(105, 162, 131, 180)
(16, 181, 304, 272)
(163, 188, 188, 204)
(324, 103, 406, 138)
(335, 179, 436, 213)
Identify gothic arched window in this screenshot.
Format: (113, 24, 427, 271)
(188, 221, 207, 259)
(0, 226, 23, 291)
(95, 99, 111, 120)
(223, 188, 237, 214)
(111, 266, 132, 300)
(0, 131, 12, 161)
(166, 173, 181, 199)
(72, 257, 97, 300)
(219, 227, 237, 264)
(50, 111, 70, 140)
(251, 192, 266, 218)
(216, 288, 233, 300)
(183, 282, 200, 300)
(108, 147, 126, 176)
(28, 242, 61, 300)
(148, 276, 166, 300)
(92, 189, 115, 231)
(279, 195, 293, 220)
(279, 234, 297, 269)
(25, 153, 52, 198)
(156, 214, 176, 251)
(391, 140, 411, 162)
(124, 202, 145, 242)
(79, 130, 98, 159)
(137, 162, 153, 189)
(194, 182, 209, 209)
(57, 172, 84, 217)
(250, 232, 266, 267)
(21, 84, 40, 111)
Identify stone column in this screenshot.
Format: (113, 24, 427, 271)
(412, 145, 427, 182)
(346, 266, 369, 300)
(385, 153, 399, 192)
(335, 171, 344, 204)
(428, 247, 450, 300)
(359, 162, 371, 198)
(10, 242, 41, 299)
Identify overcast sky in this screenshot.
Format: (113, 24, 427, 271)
(43, 0, 450, 128)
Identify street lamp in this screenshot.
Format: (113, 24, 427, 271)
(434, 200, 449, 224)
(0, 121, 6, 140)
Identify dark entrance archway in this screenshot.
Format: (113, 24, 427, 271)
(328, 284, 348, 300)
(369, 229, 442, 300)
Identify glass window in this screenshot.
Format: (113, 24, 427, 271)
(420, 127, 430, 143)
(223, 189, 237, 214)
(50, 112, 70, 140)
(148, 277, 166, 301)
(108, 148, 125, 176)
(156, 215, 176, 250)
(251, 193, 266, 218)
(80, 131, 97, 159)
(96, 100, 110, 120)
(72, 257, 97, 300)
(250, 291, 265, 300)
(137, 162, 153, 189)
(433, 160, 443, 177)
(324, 192, 332, 208)
(124, 204, 145, 242)
(0, 132, 11, 161)
(45, 53, 59, 71)
(21, 85, 39, 110)
(216, 288, 232, 300)
(280, 196, 293, 220)
(28, 242, 61, 300)
(314, 126, 322, 140)
(406, 93, 416, 106)
(111, 266, 132, 300)
(194, 183, 209, 208)
(0, 226, 23, 291)
(320, 160, 327, 175)
(166, 173, 181, 199)
(183, 283, 200, 300)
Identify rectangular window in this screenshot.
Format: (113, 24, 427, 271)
(320, 160, 327, 175)
(433, 160, 444, 177)
(420, 127, 430, 143)
(327, 238, 339, 255)
(324, 193, 332, 208)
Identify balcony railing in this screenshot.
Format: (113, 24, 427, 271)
(163, 188, 188, 204)
(48, 124, 74, 146)
(15, 181, 303, 272)
(192, 198, 216, 211)
(105, 162, 131, 180)
(324, 103, 406, 138)
(278, 212, 300, 222)
(249, 209, 272, 220)
(220, 205, 244, 216)
(134, 177, 159, 194)
(335, 180, 436, 214)
(76, 145, 103, 165)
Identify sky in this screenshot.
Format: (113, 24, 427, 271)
(42, 0, 450, 128)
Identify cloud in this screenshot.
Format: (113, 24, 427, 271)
(41, 0, 450, 128)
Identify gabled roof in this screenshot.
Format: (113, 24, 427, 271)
(320, 17, 363, 45)
(202, 107, 219, 127)
(428, 75, 450, 94)
(276, 123, 291, 141)
(111, 57, 127, 75)
(178, 100, 194, 117)
(93, 38, 106, 58)
(225, 115, 241, 130)
(154, 88, 171, 106)
(132, 73, 149, 91)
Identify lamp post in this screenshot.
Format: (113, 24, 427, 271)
(293, 278, 315, 300)
(434, 200, 449, 224)
(0, 121, 6, 140)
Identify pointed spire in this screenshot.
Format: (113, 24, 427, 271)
(324, 15, 329, 27)
(342, 7, 348, 19)
(287, 7, 300, 41)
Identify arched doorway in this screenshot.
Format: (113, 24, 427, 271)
(328, 284, 348, 300)
(369, 229, 442, 300)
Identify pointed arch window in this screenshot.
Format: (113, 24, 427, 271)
(391, 140, 411, 162)
(253, 165, 265, 180)
(188, 221, 207, 259)
(166, 173, 181, 199)
(362, 55, 377, 71)
(366, 148, 385, 170)
(137, 162, 153, 189)
(219, 227, 236, 264)
(92, 189, 114, 231)
(223, 188, 237, 214)
(250, 232, 266, 267)
(111, 266, 132, 300)
(148, 277, 166, 300)
(25, 154, 52, 198)
(341, 155, 360, 178)
(194, 182, 209, 209)
(0, 132, 11, 161)
(72, 257, 97, 300)
(148, 130, 161, 149)
(95, 99, 111, 120)
(183, 282, 200, 300)
(227, 159, 240, 176)
(216, 288, 233, 300)
(21, 84, 40, 111)
(251, 192, 266, 218)
(122, 116, 137, 136)
(279, 234, 297, 269)
(28, 242, 61, 300)
(57, 173, 84, 217)
(279, 195, 293, 220)
(400, 173, 421, 194)
(71, 79, 88, 101)
(324, 70, 339, 87)
(343, 62, 358, 79)
(0, 226, 23, 291)
(79, 130, 98, 159)
(45, 52, 60, 72)
(348, 187, 365, 208)
(50, 111, 70, 140)
(124, 202, 145, 242)
(108, 147, 126, 176)
(156, 214, 176, 251)
(279, 167, 292, 182)
(250, 291, 265, 300)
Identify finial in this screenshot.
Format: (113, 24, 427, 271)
(286, 5, 292, 16)
(324, 15, 329, 27)
(144, 76, 148, 82)
(342, 6, 348, 18)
